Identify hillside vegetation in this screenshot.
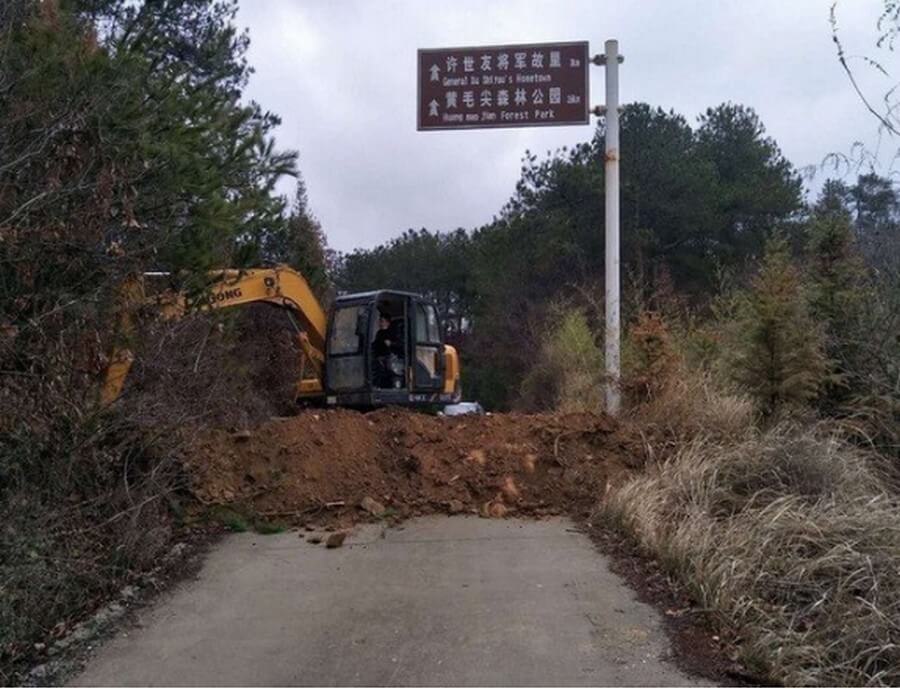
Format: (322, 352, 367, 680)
(0, 0, 323, 679)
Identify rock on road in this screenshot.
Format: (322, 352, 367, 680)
(70, 516, 706, 686)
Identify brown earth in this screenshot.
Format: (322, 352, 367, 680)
(185, 408, 643, 528)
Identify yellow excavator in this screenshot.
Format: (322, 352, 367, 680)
(102, 265, 461, 408)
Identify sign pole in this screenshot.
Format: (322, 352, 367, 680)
(597, 39, 621, 415)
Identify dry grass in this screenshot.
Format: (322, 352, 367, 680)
(601, 423, 900, 686)
(628, 372, 756, 445)
(612, 311, 900, 685)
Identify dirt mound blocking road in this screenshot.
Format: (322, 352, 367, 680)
(186, 408, 641, 527)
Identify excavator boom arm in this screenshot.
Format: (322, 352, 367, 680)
(192, 268, 327, 354)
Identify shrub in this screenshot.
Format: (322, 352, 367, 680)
(124, 304, 305, 429)
(623, 311, 755, 443)
(519, 304, 604, 413)
(622, 311, 678, 404)
(0, 1, 296, 680)
(830, 272, 900, 477)
(0, 379, 181, 678)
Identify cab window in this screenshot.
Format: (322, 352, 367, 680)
(415, 303, 441, 344)
(329, 306, 366, 355)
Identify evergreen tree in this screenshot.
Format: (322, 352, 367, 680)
(1, 0, 298, 324)
(849, 173, 900, 271)
(815, 179, 853, 218)
(806, 211, 866, 336)
(725, 238, 826, 419)
(852, 173, 898, 237)
(262, 176, 333, 299)
(804, 208, 868, 409)
(695, 103, 804, 265)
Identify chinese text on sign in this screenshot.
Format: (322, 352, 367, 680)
(417, 41, 589, 131)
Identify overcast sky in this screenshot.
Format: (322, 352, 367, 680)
(236, 0, 895, 254)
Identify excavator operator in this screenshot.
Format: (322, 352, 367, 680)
(372, 311, 404, 388)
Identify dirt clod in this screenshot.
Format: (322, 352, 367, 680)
(466, 449, 487, 466)
(521, 454, 537, 473)
(500, 476, 520, 501)
(480, 499, 509, 519)
(360, 496, 386, 517)
(325, 532, 347, 549)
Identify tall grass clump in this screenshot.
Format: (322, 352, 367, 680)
(601, 424, 900, 686)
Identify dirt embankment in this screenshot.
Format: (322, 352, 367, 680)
(185, 408, 642, 527)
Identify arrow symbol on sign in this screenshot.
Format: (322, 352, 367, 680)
(428, 99, 439, 117)
(429, 64, 440, 81)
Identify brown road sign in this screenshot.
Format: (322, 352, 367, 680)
(417, 41, 589, 131)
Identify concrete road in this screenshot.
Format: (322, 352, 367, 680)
(71, 516, 704, 686)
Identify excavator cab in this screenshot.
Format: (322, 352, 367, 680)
(324, 290, 460, 407)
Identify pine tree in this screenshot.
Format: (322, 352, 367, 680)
(725, 238, 826, 419)
(815, 179, 853, 218)
(806, 211, 866, 356)
(804, 197, 877, 414)
(261, 176, 333, 299)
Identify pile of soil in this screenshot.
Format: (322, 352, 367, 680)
(185, 408, 643, 527)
